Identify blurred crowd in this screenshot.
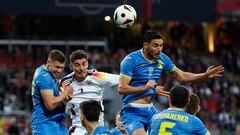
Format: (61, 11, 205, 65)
(0, 14, 239, 135)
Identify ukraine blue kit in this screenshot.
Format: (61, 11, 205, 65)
(31, 65, 67, 135)
(120, 49, 175, 134)
(149, 108, 210, 135)
(89, 125, 111, 135)
(120, 49, 175, 105)
(110, 127, 124, 135)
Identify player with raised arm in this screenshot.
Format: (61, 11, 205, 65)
(31, 50, 73, 135)
(118, 30, 224, 135)
(149, 85, 210, 135)
(60, 49, 119, 135)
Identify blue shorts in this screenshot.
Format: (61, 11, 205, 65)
(120, 103, 159, 135)
(32, 120, 68, 135)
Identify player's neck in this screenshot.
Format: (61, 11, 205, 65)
(74, 74, 86, 82)
(142, 49, 155, 61)
(86, 121, 101, 134)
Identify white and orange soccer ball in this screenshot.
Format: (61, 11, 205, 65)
(113, 4, 137, 28)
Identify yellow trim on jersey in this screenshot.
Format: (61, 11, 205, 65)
(157, 60, 163, 69)
(165, 66, 177, 75)
(168, 107, 184, 111)
(141, 49, 154, 63)
(40, 89, 53, 92)
(205, 131, 211, 135)
(120, 74, 132, 79)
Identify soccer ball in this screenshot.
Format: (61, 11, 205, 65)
(113, 4, 137, 28)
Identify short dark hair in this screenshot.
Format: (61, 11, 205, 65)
(143, 30, 163, 42)
(185, 93, 200, 115)
(170, 85, 190, 108)
(70, 50, 88, 62)
(48, 50, 65, 63)
(80, 100, 102, 122)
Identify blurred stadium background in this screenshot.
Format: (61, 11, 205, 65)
(0, 0, 240, 135)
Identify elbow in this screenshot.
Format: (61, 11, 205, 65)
(44, 103, 55, 111)
(118, 85, 125, 95)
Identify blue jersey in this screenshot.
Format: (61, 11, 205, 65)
(31, 65, 66, 125)
(90, 125, 111, 135)
(149, 108, 210, 135)
(120, 49, 175, 105)
(110, 127, 124, 135)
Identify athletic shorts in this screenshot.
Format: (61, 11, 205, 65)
(32, 120, 68, 135)
(120, 103, 159, 135)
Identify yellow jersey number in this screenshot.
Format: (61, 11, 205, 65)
(159, 121, 176, 135)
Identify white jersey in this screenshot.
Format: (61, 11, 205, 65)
(60, 70, 119, 134)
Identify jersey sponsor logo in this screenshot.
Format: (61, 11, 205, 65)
(43, 73, 48, 77)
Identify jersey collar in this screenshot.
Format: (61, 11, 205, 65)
(168, 107, 185, 111)
(141, 49, 155, 63)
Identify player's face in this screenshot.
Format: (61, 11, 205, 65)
(144, 39, 163, 59)
(47, 60, 65, 78)
(72, 58, 89, 79)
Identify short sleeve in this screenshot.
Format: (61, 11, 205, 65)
(120, 54, 136, 78)
(161, 53, 176, 73)
(36, 73, 54, 92)
(93, 72, 119, 86)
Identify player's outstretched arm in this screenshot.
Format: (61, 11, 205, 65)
(41, 86, 73, 111)
(118, 75, 156, 94)
(173, 65, 224, 83)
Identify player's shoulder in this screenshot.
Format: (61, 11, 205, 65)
(121, 50, 141, 64)
(159, 52, 169, 59)
(131, 49, 142, 57)
(88, 69, 108, 80)
(35, 65, 51, 79)
(126, 49, 141, 58)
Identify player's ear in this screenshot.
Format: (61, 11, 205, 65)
(47, 59, 51, 64)
(143, 42, 147, 48)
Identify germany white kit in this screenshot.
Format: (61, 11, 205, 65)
(60, 70, 119, 135)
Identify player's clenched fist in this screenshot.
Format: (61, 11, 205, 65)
(61, 85, 73, 102)
(144, 80, 157, 91)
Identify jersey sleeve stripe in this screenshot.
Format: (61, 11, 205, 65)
(120, 74, 132, 79)
(40, 89, 53, 91)
(165, 65, 177, 74)
(92, 72, 107, 80)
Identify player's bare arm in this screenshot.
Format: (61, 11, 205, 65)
(41, 85, 73, 111)
(170, 66, 224, 83)
(118, 75, 156, 94)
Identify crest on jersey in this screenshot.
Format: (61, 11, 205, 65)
(148, 67, 154, 76)
(157, 60, 163, 69)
